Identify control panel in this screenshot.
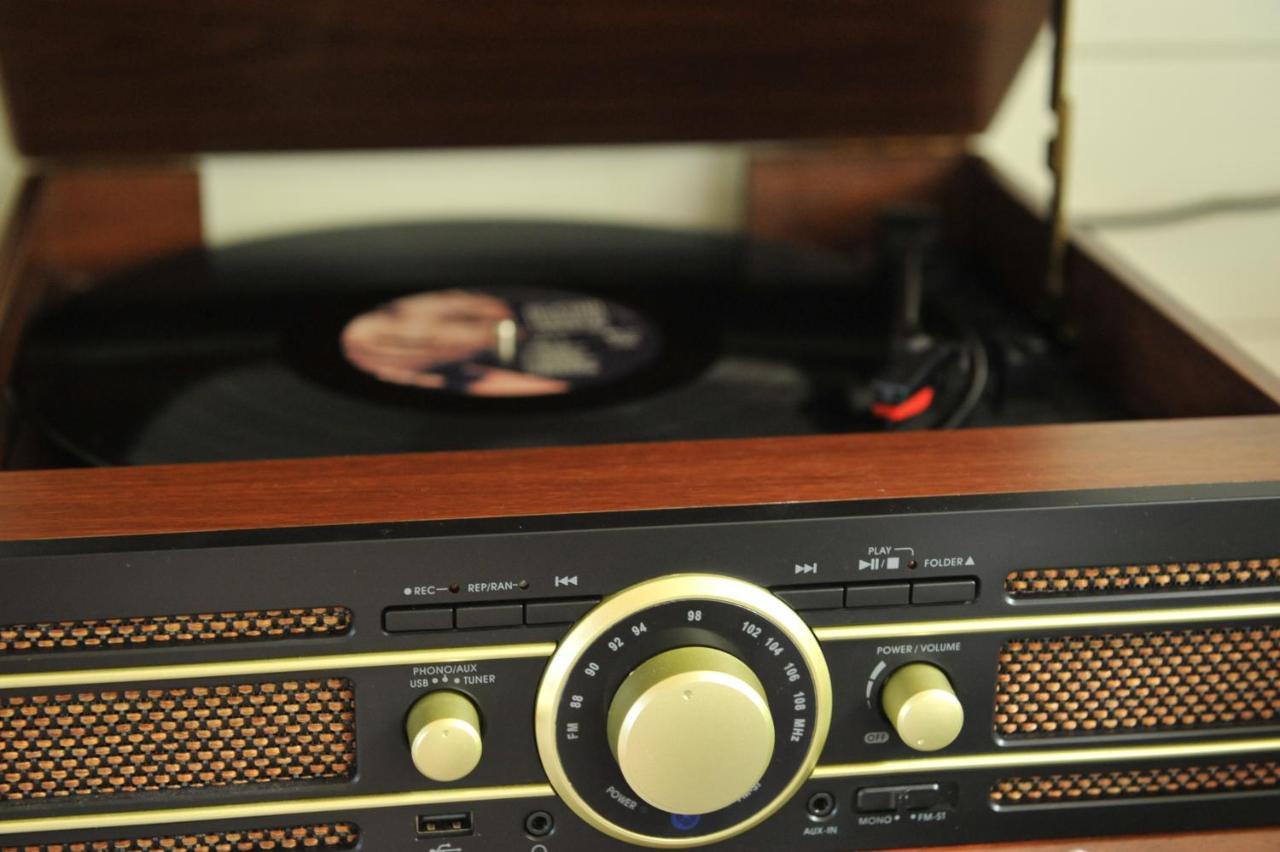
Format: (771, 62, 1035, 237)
(1, 484, 1278, 850)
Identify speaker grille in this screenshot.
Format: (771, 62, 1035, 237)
(994, 624, 1279, 738)
(991, 759, 1280, 806)
(0, 607, 352, 656)
(0, 822, 359, 851)
(0, 679, 355, 801)
(1005, 557, 1278, 598)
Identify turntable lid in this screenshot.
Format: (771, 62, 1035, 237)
(0, 1, 1046, 157)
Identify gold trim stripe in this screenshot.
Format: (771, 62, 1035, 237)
(0, 642, 557, 691)
(4, 740, 1279, 838)
(812, 601, 1280, 643)
(4, 602, 1277, 691)
(0, 783, 554, 838)
(811, 736, 1280, 779)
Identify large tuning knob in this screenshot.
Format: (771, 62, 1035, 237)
(606, 646, 775, 815)
(535, 574, 832, 848)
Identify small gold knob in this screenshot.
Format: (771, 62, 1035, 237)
(406, 690, 483, 782)
(881, 662, 964, 752)
(607, 646, 775, 815)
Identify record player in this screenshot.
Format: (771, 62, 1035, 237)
(0, 3, 1278, 851)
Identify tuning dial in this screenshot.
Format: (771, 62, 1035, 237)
(607, 646, 775, 815)
(405, 690, 483, 781)
(880, 662, 964, 752)
(536, 574, 831, 848)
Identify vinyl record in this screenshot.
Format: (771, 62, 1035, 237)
(16, 220, 877, 465)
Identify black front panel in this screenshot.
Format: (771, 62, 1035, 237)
(1, 482, 1278, 849)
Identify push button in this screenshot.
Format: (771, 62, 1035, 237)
(455, 603, 523, 629)
(911, 578, 977, 605)
(844, 583, 910, 608)
(774, 586, 844, 610)
(525, 597, 600, 625)
(384, 606, 453, 633)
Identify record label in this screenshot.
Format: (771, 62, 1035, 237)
(339, 287, 663, 397)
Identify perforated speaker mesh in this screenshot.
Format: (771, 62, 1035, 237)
(991, 759, 1279, 806)
(0, 679, 355, 801)
(0, 822, 359, 851)
(994, 624, 1280, 738)
(0, 607, 352, 656)
(1005, 558, 1278, 598)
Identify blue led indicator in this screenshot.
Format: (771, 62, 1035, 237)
(670, 813, 701, 831)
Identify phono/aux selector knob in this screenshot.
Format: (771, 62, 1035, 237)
(405, 690, 483, 782)
(535, 574, 832, 848)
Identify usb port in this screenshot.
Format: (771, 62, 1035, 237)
(416, 812, 473, 836)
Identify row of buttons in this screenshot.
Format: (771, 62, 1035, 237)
(384, 597, 601, 633)
(773, 578, 977, 611)
(385, 577, 974, 632)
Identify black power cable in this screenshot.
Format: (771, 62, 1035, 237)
(1076, 191, 1280, 231)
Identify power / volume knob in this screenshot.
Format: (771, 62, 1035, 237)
(880, 662, 964, 752)
(406, 690, 483, 781)
(606, 646, 775, 815)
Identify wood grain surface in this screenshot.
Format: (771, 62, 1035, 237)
(0, 0, 1045, 155)
(747, 139, 969, 250)
(1069, 226, 1280, 416)
(25, 167, 203, 280)
(0, 167, 202, 453)
(3, 415, 1279, 542)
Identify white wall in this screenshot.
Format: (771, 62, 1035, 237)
(202, 144, 746, 246)
(981, 0, 1280, 381)
(982, 0, 1280, 213)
